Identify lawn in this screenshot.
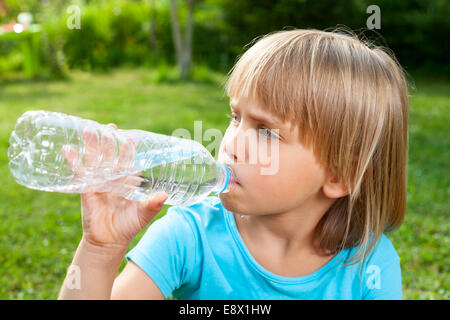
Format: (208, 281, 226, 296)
(0, 68, 448, 299)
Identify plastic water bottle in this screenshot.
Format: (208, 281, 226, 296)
(8, 110, 235, 206)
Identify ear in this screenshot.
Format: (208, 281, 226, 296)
(322, 171, 351, 199)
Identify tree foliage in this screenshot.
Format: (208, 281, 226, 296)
(0, 0, 447, 77)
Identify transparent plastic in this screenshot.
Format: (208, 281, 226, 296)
(8, 110, 235, 206)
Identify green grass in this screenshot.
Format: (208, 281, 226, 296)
(0, 68, 448, 299)
(387, 75, 450, 299)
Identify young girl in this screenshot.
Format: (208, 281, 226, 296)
(58, 29, 409, 300)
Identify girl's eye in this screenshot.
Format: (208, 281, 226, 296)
(259, 128, 279, 140)
(226, 113, 240, 124)
(226, 113, 279, 140)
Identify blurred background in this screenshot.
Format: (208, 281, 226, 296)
(0, 0, 448, 299)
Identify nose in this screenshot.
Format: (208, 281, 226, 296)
(221, 126, 256, 165)
(220, 140, 239, 165)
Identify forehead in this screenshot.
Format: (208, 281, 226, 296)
(229, 96, 296, 133)
(230, 96, 280, 122)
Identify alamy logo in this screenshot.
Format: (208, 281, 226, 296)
(67, 5, 81, 30)
(366, 5, 381, 30)
(66, 264, 81, 290)
(172, 121, 280, 175)
(366, 265, 381, 290)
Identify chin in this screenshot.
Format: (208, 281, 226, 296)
(219, 192, 244, 215)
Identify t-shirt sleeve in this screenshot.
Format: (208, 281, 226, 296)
(362, 258, 402, 300)
(362, 235, 403, 300)
(125, 206, 198, 299)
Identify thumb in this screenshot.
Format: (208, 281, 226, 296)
(137, 192, 169, 222)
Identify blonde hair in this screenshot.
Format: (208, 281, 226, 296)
(224, 28, 409, 265)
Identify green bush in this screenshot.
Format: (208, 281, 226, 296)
(2, 0, 448, 78)
(63, 4, 113, 70)
(38, 4, 69, 79)
(150, 63, 180, 83)
(61, 1, 173, 71)
(0, 49, 23, 74)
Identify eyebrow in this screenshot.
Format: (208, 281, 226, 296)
(230, 102, 284, 128)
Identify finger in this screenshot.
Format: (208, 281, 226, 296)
(86, 181, 110, 194)
(115, 137, 137, 175)
(137, 192, 169, 220)
(149, 191, 169, 204)
(107, 124, 138, 175)
(109, 174, 145, 196)
(93, 172, 143, 194)
(82, 126, 100, 168)
(107, 123, 118, 130)
(99, 128, 118, 172)
(62, 145, 82, 173)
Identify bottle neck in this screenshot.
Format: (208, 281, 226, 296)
(211, 162, 234, 194)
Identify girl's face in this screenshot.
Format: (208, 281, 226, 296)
(218, 96, 329, 216)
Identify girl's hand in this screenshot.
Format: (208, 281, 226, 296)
(62, 123, 168, 250)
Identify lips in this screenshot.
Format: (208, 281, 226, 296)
(225, 164, 241, 186)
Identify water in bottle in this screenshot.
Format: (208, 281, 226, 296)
(8, 110, 235, 206)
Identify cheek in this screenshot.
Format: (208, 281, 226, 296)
(251, 148, 326, 202)
(243, 167, 300, 214)
(246, 157, 292, 202)
(285, 152, 326, 193)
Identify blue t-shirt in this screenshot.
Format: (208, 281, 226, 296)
(126, 196, 402, 300)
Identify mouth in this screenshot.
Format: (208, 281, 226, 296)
(230, 178, 240, 186)
(225, 164, 241, 186)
